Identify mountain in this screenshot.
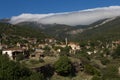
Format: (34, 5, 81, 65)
(15, 22, 89, 41)
(0, 22, 46, 40)
(10, 19, 107, 41)
(77, 17, 120, 40)
(1, 16, 120, 42)
(39, 17, 120, 41)
(0, 18, 10, 23)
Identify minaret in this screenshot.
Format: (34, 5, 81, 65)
(0, 34, 2, 50)
(0, 34, 2, 44)
(65, 37, 68, 45)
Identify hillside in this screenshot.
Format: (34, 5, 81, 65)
(79, 17, 120, 41)
(15, 22, 89, 41)
(3, 17, 120, 42)
(42, 17, 120, 41)
(0, 22, 48, 46)
(0, 22, 46, 38)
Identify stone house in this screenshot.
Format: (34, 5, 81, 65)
(30, 49, 45, 60)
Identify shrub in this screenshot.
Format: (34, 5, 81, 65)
(84, 64, 100, 76)
(102, 65, 120, 80)
(91, 75, 102, 80)
(54, 56, 72, 76)
(112, 45, 120, 59)
(16, 53, 24, 61)
(28, 72, 45, 80)
(29, 59, 39, 64)
(100, 58, 110, 65)
(39, 58, 45, 63)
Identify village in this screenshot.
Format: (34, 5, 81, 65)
(0, 36, 120, 65)
(1, 35, 120, 80)
(0, 38, 79, 60)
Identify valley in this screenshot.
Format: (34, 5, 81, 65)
(1, 16, 120, 80)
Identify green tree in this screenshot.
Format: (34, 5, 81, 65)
(102, 65, 120, 80)
(54, 56, 72, 76)
(91, 75, 102, 80)
(100, 58, 110, 65)
(112, 45, 120, 59)
(0, 54, 45, 80)
(28, 72, 45, 80)
(60, 46, 71, 56)
(84, 64, 100, 76)
(0, 50, 2, 55)
(16, 53, 24, 61)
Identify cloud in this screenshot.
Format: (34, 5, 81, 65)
(10, 6, 120, 26)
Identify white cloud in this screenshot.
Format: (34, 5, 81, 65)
(10, 6, 120, 26)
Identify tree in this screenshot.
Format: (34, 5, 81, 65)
(54, 56, 72, 76)
(0, 54, 45, 80)
(60, 46, 71, 56)
(28, 72, 45, 80)
(0, 57, 31, 80)
(91, 75, 102, 80)
(16, 53, 24, 61)
(112, 45, 120, 59)
(100, 58, 110, 65)
(102, 65, 120, 80)
(84, 64, 100, 76)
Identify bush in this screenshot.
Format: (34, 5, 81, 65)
(112, 45, 120, 59)
(0, 50, 2, 55)
(39, 58, 45, 63)
(29, 59, 40, 64)
(84, 64, 100, 76)
(0, 54, 45, 80)
(54, 56, 72, 76)
(16, 53, 24, 61)
(0, 55, 31, 80)
(91, 75, 102, 80)
(102, 65, 120, 80)
(100, 58, 110, 65)
(28, 72, 45, 80)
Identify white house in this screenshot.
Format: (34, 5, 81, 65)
(87, 51, 93, 55)
(2, 48, 24, 60)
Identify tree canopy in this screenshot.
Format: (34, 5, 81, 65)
(54, 56, 72, 76)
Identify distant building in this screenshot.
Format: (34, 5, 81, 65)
(2, 48, 24, 60)
(68, 43, 80, 50)
(30, 49, 45, 60)
(45, 38, 56, 44)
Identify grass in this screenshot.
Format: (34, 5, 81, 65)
(22, 56, 83, 68)
(51, 72, 92, 80)
(21, 56, 59, 68)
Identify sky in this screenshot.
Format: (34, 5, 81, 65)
(0, 0, 120, 18)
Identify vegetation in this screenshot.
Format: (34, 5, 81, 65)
(54, 56, 73, 76)
(0, 54, 45, 80)
(78, 17, 120, 41)
(91, 75, 102, 80)
(0, 22, 46, 38)
(84, 64, 100, 76)
(39, 58, 45, 63)
(1, 17, 120, 80)
(112, 45, 120, 59)
(102, 65, 120, 80)
(16, 53, 24, 61)
(0, 22, 46, 46)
